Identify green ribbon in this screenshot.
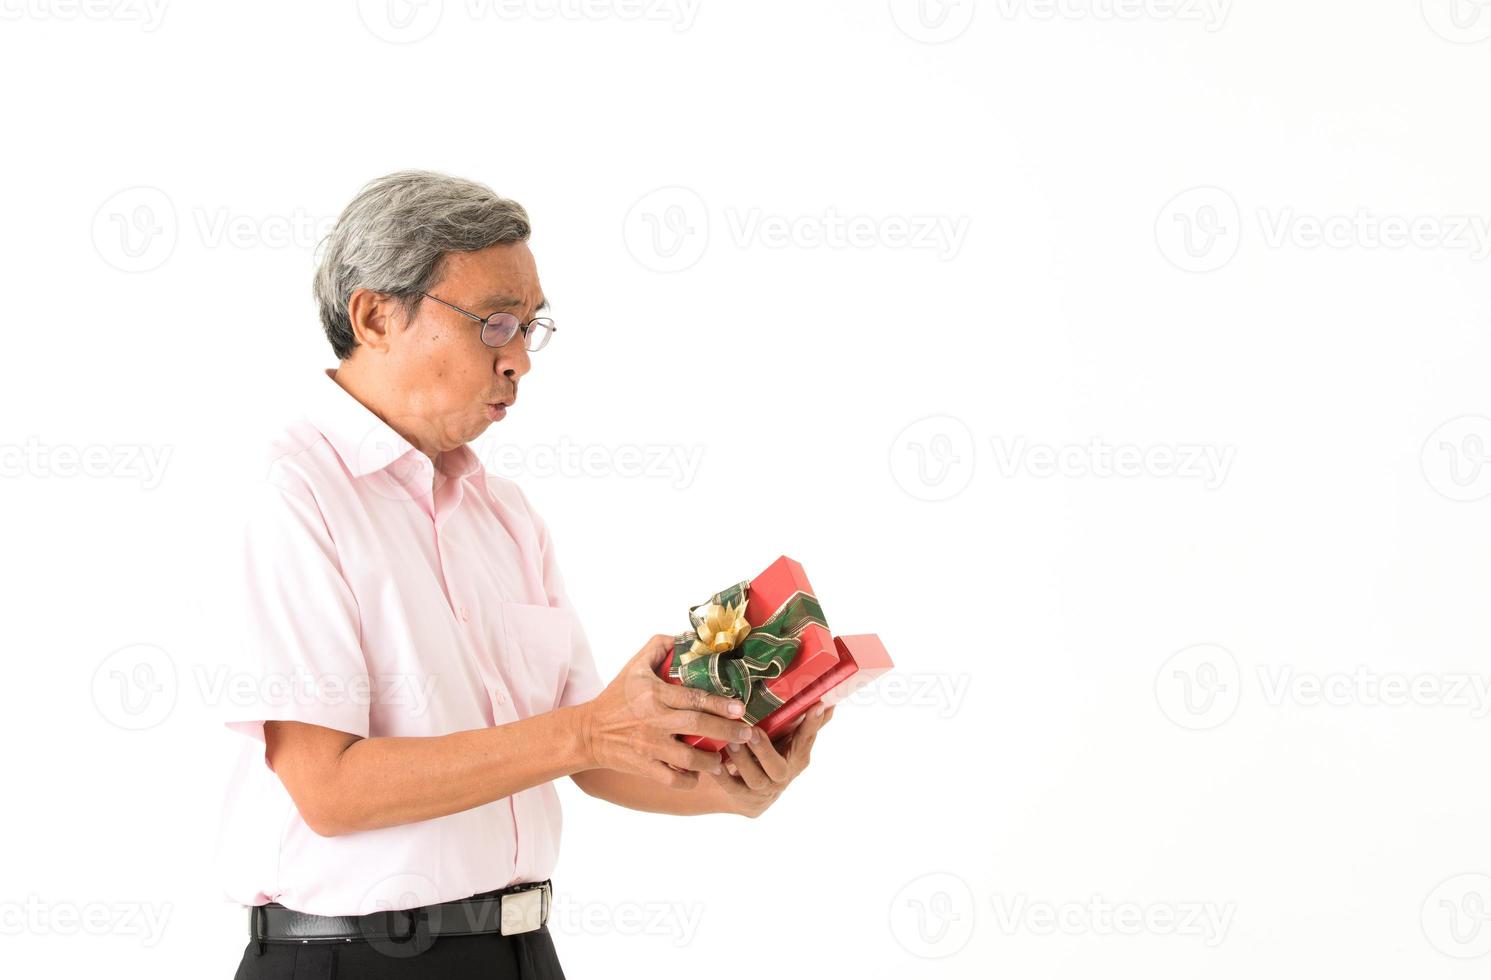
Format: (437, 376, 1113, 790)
(670, 579, 830, 724)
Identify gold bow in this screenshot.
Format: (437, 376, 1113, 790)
(677, 598, 752, 665)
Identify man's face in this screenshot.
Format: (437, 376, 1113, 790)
(382, 241, 544, 452)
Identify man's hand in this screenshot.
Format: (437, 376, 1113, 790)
(707, 702, 835, 818)
(578, 635, 755, 789)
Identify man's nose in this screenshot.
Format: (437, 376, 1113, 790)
(499, 343, 531, 380)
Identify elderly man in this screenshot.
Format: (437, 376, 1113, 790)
(219, 171, 834, 979)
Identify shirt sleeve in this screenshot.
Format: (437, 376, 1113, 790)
(518, 488, 606, 710)
(224, 472, 370, 747)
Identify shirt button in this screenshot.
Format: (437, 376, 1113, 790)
(460, 606, 470, 622)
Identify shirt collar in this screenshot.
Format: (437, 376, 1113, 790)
(306, 368, 492, 497)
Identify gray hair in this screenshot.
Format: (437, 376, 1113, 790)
(313, 170, 531, 359)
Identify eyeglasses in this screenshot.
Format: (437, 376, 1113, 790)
(417, 291, 556, 352)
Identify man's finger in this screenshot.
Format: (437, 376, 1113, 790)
(658, 682, 747, 719)
(792, 704, 832, 740)
(781, 701, 831, 739)
(782, 713, 808, 737)
(715, 766, 755, 798)
(666, 740, 727, 775)
(651, 761, 699, 791)
(668, 710, 754, 744)
(632, 634, 676, 671)
(725, 742, 772, 790)
(741, 730, 791, 782)
(786, 704, 833, 763)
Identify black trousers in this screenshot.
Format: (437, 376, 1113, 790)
(231, 923, 567, 979)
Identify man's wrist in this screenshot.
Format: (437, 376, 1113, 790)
(697, 771, 747, 816)
(560, 702, 598, 772)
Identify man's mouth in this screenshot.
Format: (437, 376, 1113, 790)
(485, 398, 512, 422)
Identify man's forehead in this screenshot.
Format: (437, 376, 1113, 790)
(474, 291, 549, 313)
(441, 243, 545, 311)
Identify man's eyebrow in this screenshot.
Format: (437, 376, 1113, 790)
(478, 293, 549, 315)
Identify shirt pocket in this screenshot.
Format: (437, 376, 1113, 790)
(494, 601, 574, 718)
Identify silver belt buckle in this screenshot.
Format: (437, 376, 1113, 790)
(499, 883, 548, 936)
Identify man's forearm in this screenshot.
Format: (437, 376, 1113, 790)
(570, 767, 739, 817)
(299, 705, 595, 835)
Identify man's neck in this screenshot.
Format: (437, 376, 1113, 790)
(330, 363, 440, 465)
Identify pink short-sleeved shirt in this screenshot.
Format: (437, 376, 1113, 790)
(215, 367, 604, 916)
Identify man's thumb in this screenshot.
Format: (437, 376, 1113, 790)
(634, 633, 675, 672)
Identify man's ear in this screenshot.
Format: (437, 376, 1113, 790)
(346, 288, 408, 354)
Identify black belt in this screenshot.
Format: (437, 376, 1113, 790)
(249, 879, 551, 955)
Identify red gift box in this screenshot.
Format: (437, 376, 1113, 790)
(658, 556, 894, 757)
(755, 633, 895, 742)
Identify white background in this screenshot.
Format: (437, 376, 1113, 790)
(3, 0, 1490, 976)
